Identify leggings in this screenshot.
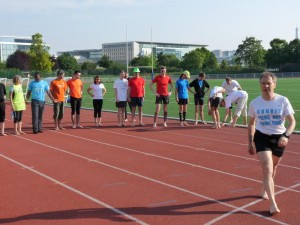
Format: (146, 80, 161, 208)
(93, 99, 103, 118)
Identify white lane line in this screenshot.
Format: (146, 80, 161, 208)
(14, 136, 290, 225)
(204, 182, 300, 225)
(149, 200, 177, 207)
(96, 129, 300, 170)
(0, 153, 148, 225)
(44, 131, 300, 194)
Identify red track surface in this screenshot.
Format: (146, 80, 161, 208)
(0, 103, 299, 225)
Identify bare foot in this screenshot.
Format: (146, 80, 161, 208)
(19, 131, 26, 135)
(270, 206, 280, 215)
(55, 127, 60, 131)
(261, 188, 269, 200)
(0, 133, 7, 136)
(59, 126, 65, 130)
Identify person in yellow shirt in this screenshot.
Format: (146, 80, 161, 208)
(10, 75, 26, 135)
(50, 70, 68, 130)
(67, 70, 83, 128)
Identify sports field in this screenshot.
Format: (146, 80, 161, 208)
(79, 77, 300, 131)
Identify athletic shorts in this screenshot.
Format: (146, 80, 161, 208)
(155, 95, 169, 104)
(194, 95, 205, 105)
(254, 130, 285, 157)
(116, 101, 127, 108)
(178, 98, 188, 105)
(130, 97, 143, 107)
(210, 97, 221, 108)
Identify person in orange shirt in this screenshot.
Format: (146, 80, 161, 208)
(50, 70, 68, 130)
(67, 70, 83, 128)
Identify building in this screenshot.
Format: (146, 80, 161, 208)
(212, 50, 236, 63)
(0, 36, 50, 62)
(102, 41, 208, 65)
(57, 49, 102, 63)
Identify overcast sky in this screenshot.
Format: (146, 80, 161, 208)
(1, 0, 299, 55)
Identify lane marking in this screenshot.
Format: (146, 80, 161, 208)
(205, 182, 300, 225)
(149, 200, 177, 207)
(13, 136, 297, 224)
(0, 153, 148, 225)
(102, 182, 128, 187)
(229, 188, 254, 193)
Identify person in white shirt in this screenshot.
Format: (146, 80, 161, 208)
(248, 72, 295, 215)
(208, 86, 223, 129)
(219, 89, 248, 127)
(221, 77, 242, 123)
(87, 76, 106, 126)
(113, 70, 128, 127)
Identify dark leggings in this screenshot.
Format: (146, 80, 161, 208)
(93, 99, 103, 118)
(0, 101, 5, 122)
(13, 111, 23, 123)
(70, 97, 82, 115)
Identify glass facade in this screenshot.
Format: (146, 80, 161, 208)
(0, 36, 50, 62)
(57, 49, 102, 63)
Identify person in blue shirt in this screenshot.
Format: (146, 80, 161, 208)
(189, 72, 210, 125)
(175, 71, 195, 126)
(26, 72, 57, 134)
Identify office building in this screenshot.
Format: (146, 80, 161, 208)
(0, 36, 50, 62)
(57, 49, 102, 63)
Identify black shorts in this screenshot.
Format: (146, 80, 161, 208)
(0, 101, 5, 122)
(254, 130, 285, 157)
(130, 97, 143, 107)
(210, 97, 221, 108)
(116, 101, 127, 108)
(178, 98, 188, 105)
(194, 95, 205, 105)
(155, 95, 169, 104)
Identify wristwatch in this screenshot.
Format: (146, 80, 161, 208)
(282, 131, 290, 139)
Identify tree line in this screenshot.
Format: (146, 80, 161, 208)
(1, 34, 300, 77)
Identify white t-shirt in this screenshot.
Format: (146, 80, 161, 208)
(90, 83, 105, 99)
(248, 94, 294, 135)
(225, 90, 247, 108)
(113, 79, 128, 101)
(209, 86, 223, 98)
(222, 80, 241, 95)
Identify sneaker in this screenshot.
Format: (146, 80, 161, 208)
(124, 119, 128, 122)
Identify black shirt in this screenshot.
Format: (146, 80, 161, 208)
(0, 83, 6, 102)
(189, 79, 210, 97)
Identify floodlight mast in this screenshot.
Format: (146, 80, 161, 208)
(126, 25, 128, 74)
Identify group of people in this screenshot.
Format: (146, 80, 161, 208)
(0, 69, 296, 215)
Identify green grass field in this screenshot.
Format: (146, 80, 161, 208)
(79, 77, 300, 131)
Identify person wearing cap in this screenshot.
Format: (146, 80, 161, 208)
(149, 66, 173, 127)
(114, 70, 128, 127)
(189, 72, 210, 125)
(128, 68, 145, 126)
(175, 70, 195, 126)
(50, 70, 68, 130)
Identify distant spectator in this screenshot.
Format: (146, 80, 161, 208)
(0, 81, 6, 136)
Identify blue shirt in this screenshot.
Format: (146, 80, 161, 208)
(176, 79, 189, 99)
(28, 80, 49, 101)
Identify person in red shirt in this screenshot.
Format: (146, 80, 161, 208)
(149, 66, 173, 127)
(67, 70, 83, 128)
(128, 68, 145, 126)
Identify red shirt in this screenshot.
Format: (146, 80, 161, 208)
(67, 78, 83, 98)
(128, 77, 145, 97)
(152, 75, 172, 96)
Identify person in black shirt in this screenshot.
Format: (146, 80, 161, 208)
(0, 82, 7, 136)
(189, 72, 210, 125)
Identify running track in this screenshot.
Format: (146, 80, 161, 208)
(0, 104, 299, 225)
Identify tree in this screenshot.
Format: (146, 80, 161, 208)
(81, 61, 97, 70)
(130, 55, 152, 67)
(181, 48, 205, 70)
(286, 39, 300, 63)
(265, 39, 288, 68)
(0, 62, 5, 69)
(28, 33, 54, 72)
(56, 53, 80, 71)
(205, 52, 218, 69)
(6, 50, 30, 70)
(235, 37, 266, 68)
(98, 55, 112, 69)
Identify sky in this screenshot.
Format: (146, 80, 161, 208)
(1, 0, 299, 55)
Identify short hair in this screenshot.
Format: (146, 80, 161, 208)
(34, 72, 41, 77)
(74, 70, 81, 75)
(12, 75, 21, 84)
(199, 72, 205, 78)
(260, 72, 277, 83)
(160, 66, 166, 70)
(225, 77, 232, 82)
(57, 69, 65, 76)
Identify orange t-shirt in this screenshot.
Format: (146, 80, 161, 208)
(50, 79, 67, 102)
(67, 79, 83, 98)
